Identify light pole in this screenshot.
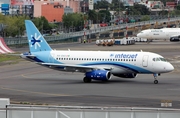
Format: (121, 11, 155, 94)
(41, 21, 43, 35)
(83, 0, 86, 43)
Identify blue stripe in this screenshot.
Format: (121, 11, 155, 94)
(79, 61, 153, 73)
(26, 56, 153, 73)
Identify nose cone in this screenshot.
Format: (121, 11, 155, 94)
(166, 63, 174, 72)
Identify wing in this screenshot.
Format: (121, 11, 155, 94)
(39, 63, 113, 72)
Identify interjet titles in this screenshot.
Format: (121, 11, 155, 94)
(115, 53, 138, 58)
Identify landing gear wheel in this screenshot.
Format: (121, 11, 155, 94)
(83, 77, 91, 83)
(154, 80, 158, 84)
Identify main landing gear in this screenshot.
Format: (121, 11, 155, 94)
(83, 77, 91, 83)
(153, 73, 160, 84)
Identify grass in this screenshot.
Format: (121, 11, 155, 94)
(0, 54, 21, 63)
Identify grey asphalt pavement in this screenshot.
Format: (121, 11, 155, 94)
(1, 40, 180, 108)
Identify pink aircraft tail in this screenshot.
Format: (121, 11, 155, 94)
(0, 37, 14, 54)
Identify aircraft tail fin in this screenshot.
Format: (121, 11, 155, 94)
(25, 20, 52, 53)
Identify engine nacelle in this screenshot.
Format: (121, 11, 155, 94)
(85, 70, 111, 81)
(113, 73, 137, 78)
(170, 36, 180, 42)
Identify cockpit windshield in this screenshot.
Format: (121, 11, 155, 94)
(153, 57, 167, 62)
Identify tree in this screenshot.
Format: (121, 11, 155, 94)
(0, 14, 53, 37)
(133, 4, 150, 15)
(3, 15, 29, 37)
(94, 0, 110, 10)
(141, 15, 150, 21)
(32, 16, 51, 34)
(111, 0, 124, 11)
(87, 10, 97, 24)
(62, 13, 84, 32)
(99, 10, 111, 23)
(177, 4, 180, 10)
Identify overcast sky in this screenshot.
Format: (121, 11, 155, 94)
(0, 0, 10, 4)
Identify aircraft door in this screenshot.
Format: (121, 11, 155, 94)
(142, 55, 149, 67)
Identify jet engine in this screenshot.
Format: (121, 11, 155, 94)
(85, 70, 111, 81)
(113, 73, 137, 78)
(170, 36, 180, 42)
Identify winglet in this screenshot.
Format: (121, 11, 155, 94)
(25, 20, 52, 53)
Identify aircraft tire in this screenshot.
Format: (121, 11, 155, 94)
(154, 80, 158, 84)
(83, 77, 91, 83)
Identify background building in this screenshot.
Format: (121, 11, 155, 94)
(10, 0, 34, 16)
(89, 0, 94, 10)
(41, 2, 64, 22)
(34, 0, 81, 22)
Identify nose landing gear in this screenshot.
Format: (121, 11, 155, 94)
(153, 73, 160, 84)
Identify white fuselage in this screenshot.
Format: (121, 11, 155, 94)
(33, 50, 174, 74)
(137, 28, 180, 40)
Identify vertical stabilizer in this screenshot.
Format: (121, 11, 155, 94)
(25, 20, 52, 52)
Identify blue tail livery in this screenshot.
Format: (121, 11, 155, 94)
(25, 20, 52, 52)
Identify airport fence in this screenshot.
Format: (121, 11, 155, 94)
(0, 105, 180, 118)
(4, 35, 80, 46)
(3, 16, 180, 46)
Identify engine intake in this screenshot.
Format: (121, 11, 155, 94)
(85, 70, 111, 81)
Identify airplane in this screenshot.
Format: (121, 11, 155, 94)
(21, 20, 174, 84)
(137, 28, 180, 42)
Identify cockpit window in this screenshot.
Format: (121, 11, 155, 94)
(156, 58, 160, 61)
(159, 57, 167, 62)
(153, 57, 167, 62)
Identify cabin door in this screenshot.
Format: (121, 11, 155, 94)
(142, 55, 148, 67)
